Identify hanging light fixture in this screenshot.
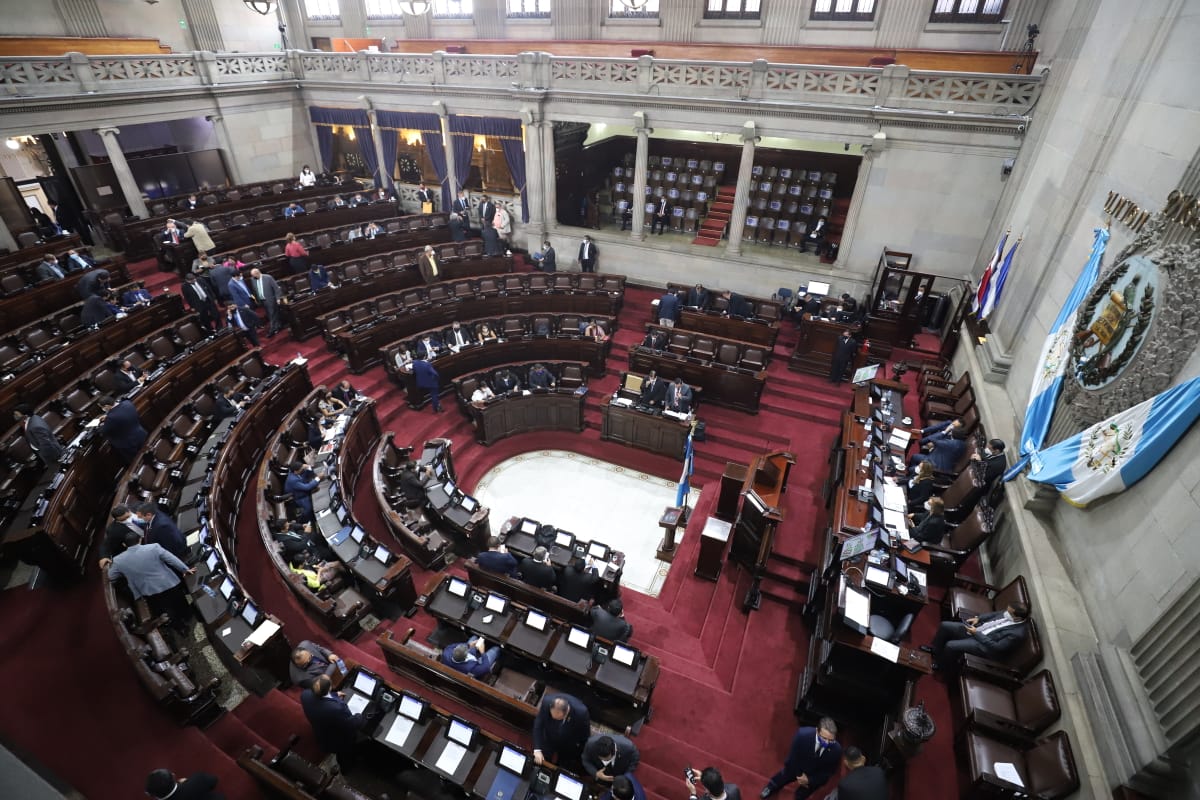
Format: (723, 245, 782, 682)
(616, 0, 651, 10)
(346, 127, 356, 141)
(398, 0, 434, 15)
(243, 0, 276, 14)
(473, 134, 488, 153)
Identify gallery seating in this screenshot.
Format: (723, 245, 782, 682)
(961, 730, 1079, 800)
(944, 575, 1031, 622)
(955, 669, 1062, 744)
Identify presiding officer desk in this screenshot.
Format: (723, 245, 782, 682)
(789, 315, 868, 377)
(628, 339, 766, 414)
(420, 573, 659, 733)
(453, 361, 588, 446)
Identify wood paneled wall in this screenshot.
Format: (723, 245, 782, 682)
(0, 36, 171, 56)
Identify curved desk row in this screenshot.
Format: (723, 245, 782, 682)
(640, 321, 772, 369)
(464, 558, 592, 628)
(373, 432, 453, 571)
(675, 307, 781, 348)
(498, 515, 624, 604)
(665, 282, 784, 321)
(1, 259, 130, 331)
(337, 281, 623, 374)
(628, 346, 766, 413)
(387, 322, 615, 407)
(414, 438, 492, 555)
(453, 361, 588, 446)
(0, 234, 81, 275)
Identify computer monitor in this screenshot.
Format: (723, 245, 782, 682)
(520, 518, 539, 535)
(434, 462, 446, 480)
(447, 718, 475, 747)
(205, 550, 219, 573)
(807, 280, 831, 296)
(525, 609, 548, 631)
(398, 693, 425, 720)
(566, 626, 592, 649)
(373, 544, 390, 564)
(587, 542, 609, 561)
(219, 577, 236, 600)
(240, 601, 259, 628)
(351, 527, 367, 544)
(612, 643, 637, 667)
(461, 496, 478, 514)
(484, 593, 508, 614)
(843, 583, 872, 634)
(555, 773, 584, 800)
(333, 502, 347, 522)
(447, 577, 469, 597)
(444, 479, 457, 497)
(498, 745, 527, 775)
(555, 530, 574, 548)
(352, 670, 378, 697)
(197, 523, 209, 543)
(841, 530, 878, 560)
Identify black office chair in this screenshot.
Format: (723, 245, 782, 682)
(868, 608, 915, 643)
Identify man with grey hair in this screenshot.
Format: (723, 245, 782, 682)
(418, 244, 440, 283)
(441, 635, 501, 678)
(520, 546, 557, 591)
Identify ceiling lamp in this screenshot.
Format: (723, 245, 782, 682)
(399, 0, 433, 15)
(243, 0, 276, 14)
(616, 0, 651, 9)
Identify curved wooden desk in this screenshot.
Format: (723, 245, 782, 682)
(453, 360, 588, 446)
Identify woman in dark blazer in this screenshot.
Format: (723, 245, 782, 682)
(906, 461, 938, 513)
(909, 497, 947, 545)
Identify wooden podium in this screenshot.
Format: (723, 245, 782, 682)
(728, 450, 796, 611)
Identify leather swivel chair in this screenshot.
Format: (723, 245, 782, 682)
(957, 669, 1061, 744)
(945, 575, 1031, 623)
(963, 730, 1079, 800)
(868, 609, 915, 643)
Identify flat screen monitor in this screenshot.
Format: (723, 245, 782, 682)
(447, 577, 469, 597)
(843, 583, 872, 631)
(499, 745, 527, 775)
(218, 577, 236, 600)
(587, 542, 609, 561)
(352, 670, 378, 697)
(520, 518, 539, 534)
(241, 601, 259, 628)
(329, 479, 339, 500)
(373, 545, 390, 564)
(556, 773, 584, 800)
(460, 496, 478, 514)
(566, 626, 591, 649)
(205, 551, 219, 573)
(351, 527, 367, 543)
(443, 479, 457, 497)
(484, 593, 507, 614)
(555, 531, 574, 547)
(744, 490, 767, 515)
(807, 280, 831, 296)
(895, 558, 909, 580)
(525, 609, 548, 631)
(818, 187, 834, 199)
(197, 523, 209, 543)
(447, 718, 475, 747)
(612, 644, 637, 667)
(841, 530, 877, 560)
(399, 693, 425, 720)
(333, 502, 347, 521)
(435, 462, 446, 480)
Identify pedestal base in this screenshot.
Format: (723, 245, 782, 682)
(656, 538, 677, 563)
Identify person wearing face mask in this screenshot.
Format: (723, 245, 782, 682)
(905, 461, 937, 513)
(908, 496, 947, 545)
(972, 438, 1007, 485)
(761, 718, 842, 800)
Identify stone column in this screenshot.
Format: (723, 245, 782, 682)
(53, 0, 107, 38)
(181, 0, 226, 52)
(725, 122, 758, 257)
(521, 113, 547, 241)
(836, 142, 877, 268)
(95, 127, 149, 220)
(435, 102, 457, 203)
(541, 121, 557, 230)
(873, 0, 925, 49)
(763, 0, 805, 45)
(630, 115, 651, 241)
(366, 106, 391, 189)
(206, 114, 243, 185)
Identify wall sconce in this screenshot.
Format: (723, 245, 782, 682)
(400, 128, 423, 146)
(346, 127, 356, 141)
(399, 0, 433, 14)
(473, 134, 487, 152)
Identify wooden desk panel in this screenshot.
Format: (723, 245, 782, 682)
(0, 259, 130, 333)
(789, 316, 863, 377)
(678, 308, 780, 347)
(627, 349, 765, 413)
(0, 235, 81, 273)
(600, 402, 690, 460)
(468, 390, 585, 446)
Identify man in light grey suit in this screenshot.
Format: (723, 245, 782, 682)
(108, 533, 194, 632)
(249, 268, 284, 337)
(12, 404, 64, 469)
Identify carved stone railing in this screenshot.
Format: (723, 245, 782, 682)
(0, 50, 1043, 118)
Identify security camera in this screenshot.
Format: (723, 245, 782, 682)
(1017, 123, 1026, 133)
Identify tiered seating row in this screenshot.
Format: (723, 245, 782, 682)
(608, 154, 727, 233)
(0, 246, 121, 299)
(373, 432, 452, 570)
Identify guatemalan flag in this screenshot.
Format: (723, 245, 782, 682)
(1005, 227, 1110, 480)
(972, 232, 1008, 315)
(675, 428, 695, 508)
(979, 237, 1020, 321)
(1026, 376, 1200, 507)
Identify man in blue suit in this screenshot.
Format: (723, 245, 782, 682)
(412, 358, 442, 413)
(441, 636, 501, 678)
(532, 693, 591, 767)
(761, 719, 842, 800)
(226, 273, 255, 310)
(98, 396, 147, 465)
(301, 675, 370, 771)
(658, 290, 681, 327)
(476, 537, 520, 577)
(135, 502, 188, 562)
(909, 418, 967, 472)
(285, 461, 323, 523)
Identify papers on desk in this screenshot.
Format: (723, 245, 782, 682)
(993, 763, 1024, 787)
(291, 356, 309, 366)
(84, 418, 102, 429)
(869, 637, 901, 663)
(436, 741, 467, 775)
(844, 586, 872, 629)
(889, 428, 912, 448)
(346, 693, 371, 716)
(385, 715, 415, 748)
(245, 619, 280, 647)
(883, 507, 908, 533)
(865, 565, 891, 587)
(907, 568, 927, 588)
(880, 483, 907, 512)
(663, 409, 690, 421)
(612, 397, 633, 407)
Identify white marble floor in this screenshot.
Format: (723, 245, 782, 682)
(473, 450, 701, 598)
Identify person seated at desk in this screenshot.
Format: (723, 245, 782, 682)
(686, 283, 710, 310)
(477, 536, 519, 577)
(605, 775, 647, 800)
(308, 263, 333, 292)
(285, 461, 324, 523)
(908, 418, 967, 473)
(316, 388, 348, 419)
(344, 226, 363, 242)
(639, 371, 667, 409)
(80, 292, 119, 327)
(65, 248, 96, 272)
(664, 377, 693, 414)
(161, 219, 185, 245)
(348, 192, 367, 208)
(34, 254, 66, 281)
(332, 379, 362, 405)
(442, 635, 502, 679)
(416, 334, 443, 361)
(328, 195, 347, 209)
(532, 693, 591, 767)
(905, 461, 937, 513)
(973, 438, 1008, 485)
(471, 384, 497, 405)
(591, 598, 633, 642)
(284, 202, 305, 218)
(289, 553, 348, 595)
(529, 363, 556, 390)
(273, 521, 334, 563)
(212, 387, 245, 422)
(642, 328, 668, 351)
(122, 281, 154, 307)
(476, 322, 498, 344)
(520, 546, 557, 591)
(801, 295, 822, 317)
(290, 640, 344, 689)
(839, 293, 858, 314)
(924, 602, 1031, 671)
(299, 165, 317, 187)
(301, 675, 374, 771)
(687, 767, 742, 800)
(557, 557, 600, 603)
(445, 321, 473, 353)
(144, 768, 223, 800)
(722, 290, 753, 319)
(584, 319, 609, 343)
(98, 505, 143, 569)
(363, 221, 384, 240)
(493, 368, 522, 396)
(394, 345, 414, 372)
(583, 733, 640, 783)
(393, 461, 428, 510)
(111, 358, 145, 394)
(907, 496, 947, 545)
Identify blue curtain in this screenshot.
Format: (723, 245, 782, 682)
(452, 133, 473, 204)
(449, 115, 528, 222)
(314, 125, 334, 172)
(309, 107, 373, 177)
(423, 131, 451, 209)
(353, 123, 378, 185)
(376, 110, 447, 205)
(377, 127, 398, 188)
(500, 137, 529, 223)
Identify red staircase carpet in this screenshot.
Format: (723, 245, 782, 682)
(0, 256, 969, 800)
(693, 185, 736, 246)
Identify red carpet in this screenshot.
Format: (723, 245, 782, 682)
(0, 257, 968, 800)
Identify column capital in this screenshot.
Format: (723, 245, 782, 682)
(432, 99, 449, 118)
(740, 121, 759, 145)
(96, 126, 120, 137)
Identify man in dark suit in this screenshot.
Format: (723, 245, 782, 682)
(582, 733, 640, 783)
(528, 363, 556, 390)
(533, 241, 557, 272)
(532, 693, 590, 767)
(181, 273, 220, 332)
(664, 377, 693, 414)
(449, 212, 466, 242)
(136, 502, 188, 562)
(444, 322, 472, 354)
(80, 293, 118, 327)
(12, 405, 64, 469)
(590, 598, 633, 642)
(909, 497, 947, 545)
(99, 396, 147, 465)
(76, 268, 110, 299)
(227, 273, 254, 310)
(290, 640, 343, 689)
(723, 290, 753, 319)
(658, 290, 680, 327)
(909, 419, 967, 473)
(557, 557, 600, 603)
(285, 461, 323, 523)
(973, 439, 1007, 484)
(207, 262, 236, 301)
(248, 268, 284, 336)
(418, 245, 441, 283)
(687, 767, 742, 800)
(927, 602, 1030, 669)
(579, 236, 598, 273)
(639, 371, 667, 409)
(301, 675, 371, 770)
(34, 255, 66, 282)
(121, 281, 154, 307)
(225, 303, 259, 348)
(416, 182, 437, 210)
(144, 768, 223, 800)
(652, 197, 669, 234)
(686, 283, 709, 310)
(493, 368, 521, 395)
(111, 359, 144, 394)
(520, 546, 557, 591)
(477, 537, 520, 577)
(452, 190, 471, 218)
(762, 719, 842, 800)
(829, 331, 858, 384)
(442, 636, 501, 678)
(161, 219, 185, 245)
(832, 747, 888, 800)
(413, 358, 442, 413)
(98, 505, 143, 569)
(416, 334, 443, 361)
(479, 195, 496, 228)
(642, 329, 668, 351)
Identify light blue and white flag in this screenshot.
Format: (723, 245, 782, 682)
(1026, 376, 1200, 507)
(972, 231, 1008, 315)
(1006, 227, 1110, 480)
(979, 237, 1021, 321)
(675, 428, 695, 508)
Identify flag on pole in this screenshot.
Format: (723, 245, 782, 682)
(979, 237, 1021, 321)
(675, 428, 695, 508)
(1026, 376, 1200, 506)
(1005, 227, 1110, 481)
(972, 231, 1008, 315)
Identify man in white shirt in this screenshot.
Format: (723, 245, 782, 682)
(925, 602, 1030, 670)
